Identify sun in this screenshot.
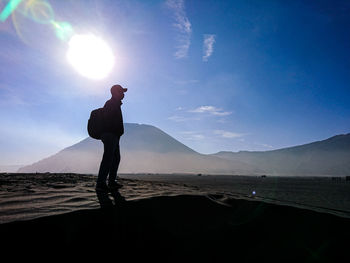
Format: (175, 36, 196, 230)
(66, 34, 115, 80)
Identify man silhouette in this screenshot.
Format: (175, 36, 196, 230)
(96, 84, 127, 192)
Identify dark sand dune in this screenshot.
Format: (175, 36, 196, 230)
(1, 173, 349, 262)
(1, 194, 349, 262)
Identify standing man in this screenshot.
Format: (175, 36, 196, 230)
(96, 84, 127, 192)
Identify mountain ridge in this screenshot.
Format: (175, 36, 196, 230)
(213, 133, 350, 176)
(18, 123, 261, 175)
(215, 133, 350, 155)
(18, 123, 350, 176)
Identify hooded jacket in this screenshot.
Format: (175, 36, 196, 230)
(103, 97, 124, 136)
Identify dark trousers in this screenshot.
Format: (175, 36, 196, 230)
(97, 133, 121, 184)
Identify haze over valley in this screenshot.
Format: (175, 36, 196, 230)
(18, 123, 350, 176)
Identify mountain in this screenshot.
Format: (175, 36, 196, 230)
(0, 164, 25, 173)
(18, 123, 261, 175)
(18, 124, 350, 176)
(213, 134, 350, 176)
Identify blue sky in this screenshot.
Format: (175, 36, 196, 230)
(0, 0, 350, 165)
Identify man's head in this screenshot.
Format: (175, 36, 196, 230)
(111, 84, 127, 100)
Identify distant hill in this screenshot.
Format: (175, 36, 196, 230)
(18, 125, 350, 176)
(213, 134, 350, 176)
(0, 164, 25, 173)
(18, 123, 261, 175)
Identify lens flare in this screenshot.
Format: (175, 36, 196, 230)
(51, 21, 73, 41)
(0, 0, 23, 22)
(27, 0, 53, 24)
(2, 1, 116, 80)
(67, 34, 115, 80)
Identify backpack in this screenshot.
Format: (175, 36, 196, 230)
(87, 108, 105, 139)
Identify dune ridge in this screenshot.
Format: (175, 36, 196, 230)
(1, 193, 349, 262)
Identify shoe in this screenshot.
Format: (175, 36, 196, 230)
(108, 181, 123, 190)
(95, 182, 109, 192)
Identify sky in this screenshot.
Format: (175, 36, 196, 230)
(0, 0, 350, 165)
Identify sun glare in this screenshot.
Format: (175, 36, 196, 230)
(66, 34, 115, 80)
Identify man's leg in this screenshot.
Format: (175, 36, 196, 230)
(108, 136, 121, 183)
(97, 133, 117, 187)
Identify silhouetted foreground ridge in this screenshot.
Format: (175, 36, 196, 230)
(0, 194, 349, 262)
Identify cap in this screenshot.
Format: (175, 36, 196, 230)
(111, 84, 127, 94)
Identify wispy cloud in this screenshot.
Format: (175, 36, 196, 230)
(168, 115, 200, 122)
(179, 131, 205, 140)
(174, 79, 199, 85)
(214, 130, 246, 139)
(169, 105, 231, 123)
(166, 0, 192, 59)
(203, 34, 216, 61)
(189, 105, 232, 116)
(255, 143, 274, 149)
